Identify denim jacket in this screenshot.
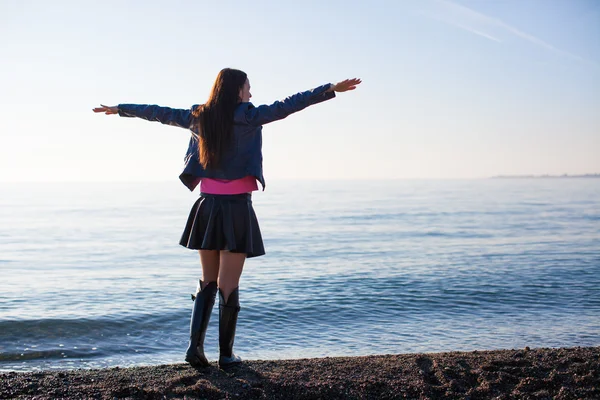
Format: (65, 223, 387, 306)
(118, 83, 336, 191)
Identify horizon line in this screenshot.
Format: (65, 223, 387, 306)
(1, 174, 599, 184)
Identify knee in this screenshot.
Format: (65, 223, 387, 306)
(217, 276, 238, 292)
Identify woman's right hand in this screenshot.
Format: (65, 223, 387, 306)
(331, 78, 362, 92)
(93, 104, 118, 115)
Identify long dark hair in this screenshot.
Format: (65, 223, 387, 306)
(192, 68, 247, 169)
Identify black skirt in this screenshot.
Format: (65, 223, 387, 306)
(179, 193, 265, 258)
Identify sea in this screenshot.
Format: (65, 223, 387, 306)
(1, 179, 599, 372)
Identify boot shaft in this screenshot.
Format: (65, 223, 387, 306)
(189, 280, 217, 340)
(218, 287, 240, 358)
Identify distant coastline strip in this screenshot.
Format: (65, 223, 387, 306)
(491, 174, 600, 179)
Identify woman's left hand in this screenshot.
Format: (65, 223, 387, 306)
(331, 78, 362, 93)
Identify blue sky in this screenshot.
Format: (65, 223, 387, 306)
(1, 0, 598, 182)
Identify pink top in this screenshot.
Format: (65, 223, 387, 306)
(200, 176, 259, 195)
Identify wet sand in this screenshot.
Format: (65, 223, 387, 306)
(1, 346, 598, 399)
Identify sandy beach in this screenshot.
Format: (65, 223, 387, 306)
(1, 346, 598, 399)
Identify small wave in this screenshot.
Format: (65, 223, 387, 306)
(0, 348, 94, 362)
(0, 312, 184, 342)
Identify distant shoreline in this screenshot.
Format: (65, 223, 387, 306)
(492, 174, 600, 179)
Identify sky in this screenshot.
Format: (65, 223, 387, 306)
(1, 0, 599, 182)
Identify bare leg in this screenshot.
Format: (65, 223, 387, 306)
(217, 251, 246, 301)
(199, 250, 220, 288)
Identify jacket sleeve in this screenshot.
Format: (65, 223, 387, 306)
(240, 84, 336, 126)
(117, 104, 193, 129)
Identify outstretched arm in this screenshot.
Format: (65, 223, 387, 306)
(240, 78, 361, 126)
(93, 104, 193, 129)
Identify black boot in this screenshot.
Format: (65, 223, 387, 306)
(185, 280, 217, 367)
(218, 287, 242, 367)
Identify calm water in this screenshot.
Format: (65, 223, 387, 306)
(1, 179, 599, 372)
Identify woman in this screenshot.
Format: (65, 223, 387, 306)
(93, 69, 361, 368)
